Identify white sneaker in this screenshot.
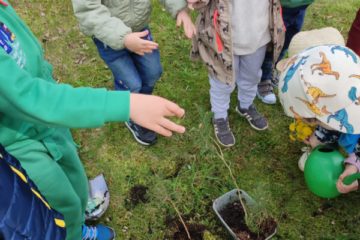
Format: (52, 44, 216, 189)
(257, 80, 277, 105)
(298, 147, 311, 171)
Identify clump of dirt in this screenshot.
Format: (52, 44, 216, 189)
(219, 201, 277, 240)
(125, 185, 149, 209)
(258, 217, 277, 238)
(165, 215, 206, 240)
(164, 161, 185, 179)
(312, 201, 333, 217)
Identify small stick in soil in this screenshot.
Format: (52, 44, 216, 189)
(167, 198, 192, 240)
(212, 138, 249, 222)
(150, 158, 192, 239)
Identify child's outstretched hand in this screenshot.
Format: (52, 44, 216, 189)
(124, 30, 158, 55)
(176, 9, 196, 39)
(336, 164, 358, 194)
(130, 94, 186, 137)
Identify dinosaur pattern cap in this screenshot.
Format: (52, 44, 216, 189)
(279, 45, 360, 134)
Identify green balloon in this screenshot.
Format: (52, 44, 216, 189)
(304, 146, 344, 198)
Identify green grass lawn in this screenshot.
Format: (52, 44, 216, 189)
(12, 0, 360, 239)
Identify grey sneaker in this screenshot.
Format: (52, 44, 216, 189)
(257, 80, 276, 105)
(212, 118, 235, 147)
(236, 104, 268, 130)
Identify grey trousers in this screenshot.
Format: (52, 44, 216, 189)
(209, 45, 267, 119)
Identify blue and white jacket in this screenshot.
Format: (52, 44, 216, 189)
(0, 145, 66, 240)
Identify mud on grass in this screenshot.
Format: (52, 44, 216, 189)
(165, 215, 207, 240)
(124, 185, 149, 210)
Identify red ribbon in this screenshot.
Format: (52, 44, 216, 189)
(0, 0, 8, 6)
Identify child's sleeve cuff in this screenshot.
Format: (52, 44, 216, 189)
(344, 153, 360, 172)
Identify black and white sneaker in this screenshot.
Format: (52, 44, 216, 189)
(125, 120, 157, 146)
(236, 104, 268, 131)
(212, 117, 235, 147)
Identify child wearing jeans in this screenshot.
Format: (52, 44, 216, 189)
(72, 0, 195, 146)
(188, 0, 285, 147)
(278, 44, 360, 194)
(257, 0, 314, 105)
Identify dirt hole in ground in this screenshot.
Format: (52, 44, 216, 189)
(165, 215, 206, 240)
(312, 201, 333, 217)
(125, 185, 149, 209)
(219, 200, 277, 240)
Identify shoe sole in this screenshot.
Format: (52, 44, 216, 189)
(110, 226, 116, 240)
(125, 122, 152, 146)
(256, 92, 277, 105)
(213, 128, 236, 147)
(235, 107, 268, 131)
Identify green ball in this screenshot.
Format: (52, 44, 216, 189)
(304, 146, 345, 198)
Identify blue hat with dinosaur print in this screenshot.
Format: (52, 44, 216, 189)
(279, 45, 360, 134)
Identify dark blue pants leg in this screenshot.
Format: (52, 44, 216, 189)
(261, 5, 310, 82)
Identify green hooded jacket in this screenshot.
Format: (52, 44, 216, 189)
(281, 0, 314, 8)
(0, 2, 130, 157)
(71, 0, 187, 50)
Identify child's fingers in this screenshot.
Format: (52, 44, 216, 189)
(136, 30, 149, 38)
(165, 101, 185, 118)
(135, 51, 145, 56)
(338, 173, 345, 181)
(185, 25, 196, 39)
(176, 15, 182, 27)
(336, 181, 346, 193)
(152, 124, 173, 137)
(337, 178, 358, 193)
(141, 40, 158, 48)
(160, 118, 185, 134)
(143, 49, 154, 54)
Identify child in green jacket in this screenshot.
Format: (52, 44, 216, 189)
(0, 1, 185, 239)
(71, 0, 195, 146)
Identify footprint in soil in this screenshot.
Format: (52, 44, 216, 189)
(124, 185, 149, 210)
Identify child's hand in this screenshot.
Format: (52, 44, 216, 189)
(124, 30, 158, 55)
(187, 0, 200, 10)
(303, 132, 321, 148)
(336, 164, 359, 194)
(129, 93, 186, 137)
(187, 0, 200, 3)
(176, 9, 196, 39)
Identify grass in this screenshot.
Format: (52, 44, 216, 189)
(11, 0, 360, 239)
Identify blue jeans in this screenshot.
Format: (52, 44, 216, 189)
(261, 5, 309, 81)
(93, 29, 162, 94)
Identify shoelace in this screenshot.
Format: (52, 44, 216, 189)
(215, 119, 230, 135)
(247, 106, 262, 121)
(82, 226, 98, 240)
